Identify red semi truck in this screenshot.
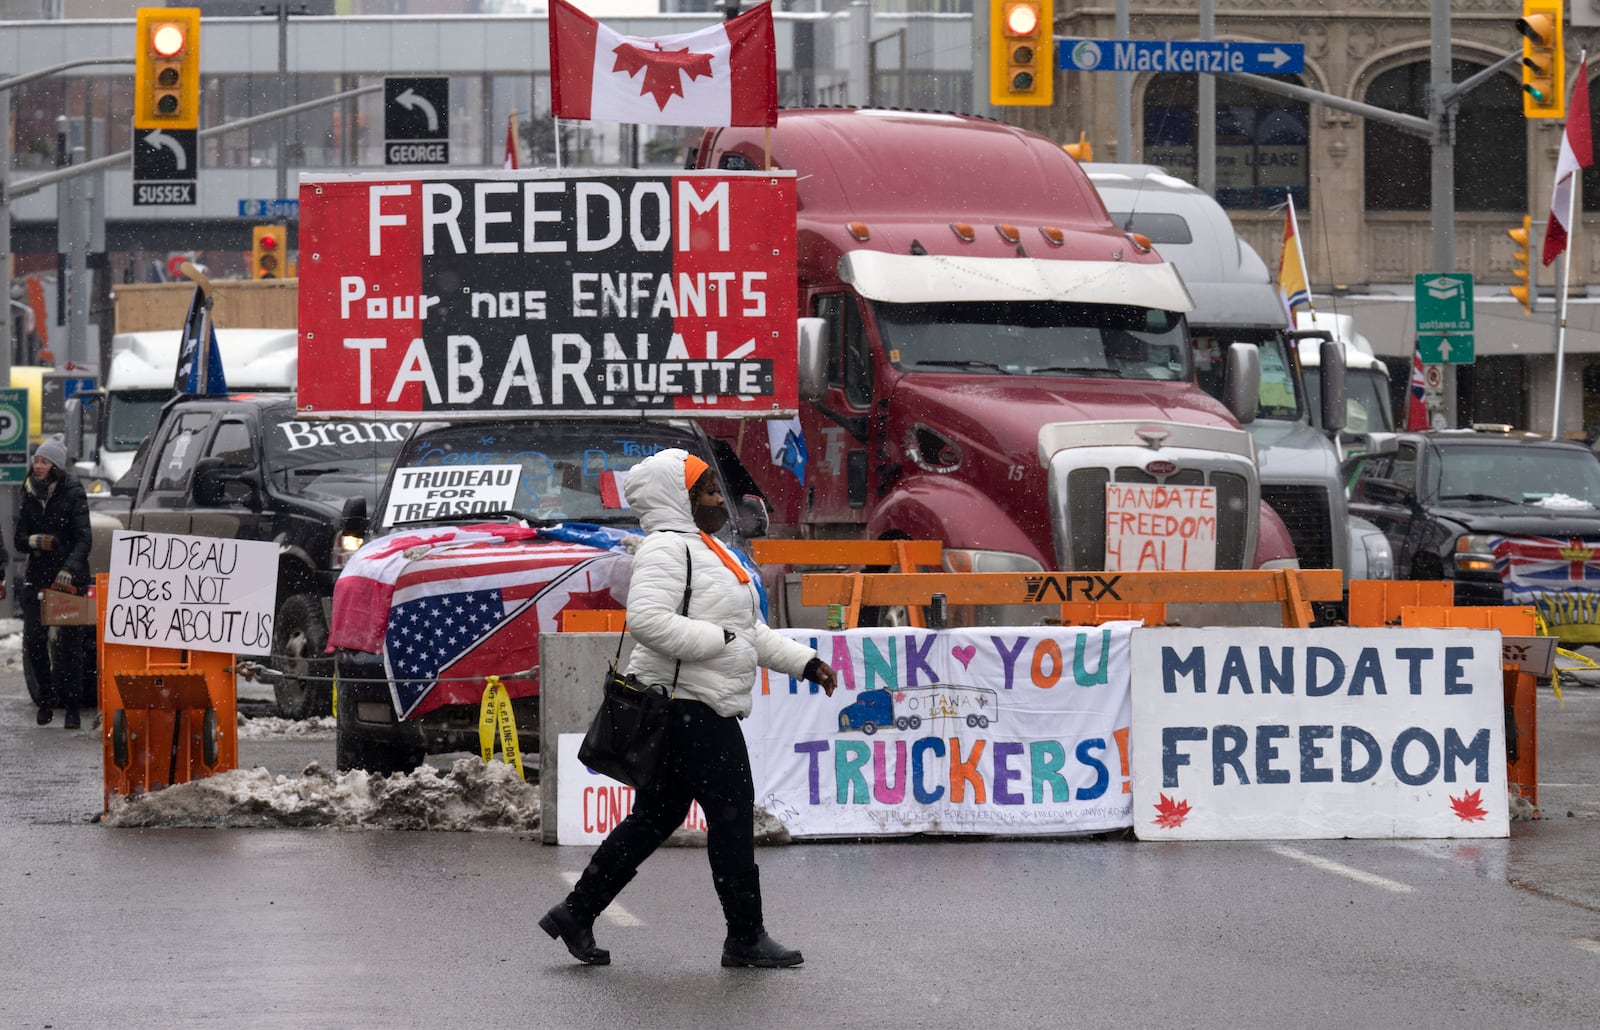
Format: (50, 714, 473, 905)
(689, 109, 1295, 622)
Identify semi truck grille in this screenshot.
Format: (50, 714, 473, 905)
(1064, 466, 1251, 570)
(1261, 485, 1334, 570)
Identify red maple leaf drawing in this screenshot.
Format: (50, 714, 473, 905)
(1152, 793, 1192, 829)
(892, 691, 906, 703)
(611, 43, 714, 111)
(1449, 788, 1488, 822)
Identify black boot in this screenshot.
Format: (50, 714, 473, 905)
(539, 866, 635, 965)
(716, 866, 803, 968)
(36, 705, 53, 726)
(63, 708, 81, 730)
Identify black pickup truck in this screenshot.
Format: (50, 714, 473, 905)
(92, 393, 409, 716)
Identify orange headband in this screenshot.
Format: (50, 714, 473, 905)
(683, 454, 710, 492)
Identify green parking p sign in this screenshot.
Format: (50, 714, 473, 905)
(1415, 272, 1475, 364)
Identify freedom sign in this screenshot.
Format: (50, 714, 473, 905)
(296, 170, 798, 418)
(745, 625, 1137, 838)
(1129, 627, 1509, 840)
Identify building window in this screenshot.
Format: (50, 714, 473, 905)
(1364, 59, 1525, 211)
(1143, 75, 1309, 210)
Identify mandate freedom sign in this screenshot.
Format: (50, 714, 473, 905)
(1129, 627, 1509, 840)
(295, 170, 799, 418)
(105, 530, 280, 653)
(745, 624, 1137, 838)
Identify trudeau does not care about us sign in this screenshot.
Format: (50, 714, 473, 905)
(295, 170, 800, 418)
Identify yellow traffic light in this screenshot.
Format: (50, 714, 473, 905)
(134, 7, 201, 130)
(1517, 0, 1564, 119)
(989, 0, 1053, 108)
(1062, 131, 1093, 162)
(252, 225, 286, 280)
(1509, 216, 1533, 316)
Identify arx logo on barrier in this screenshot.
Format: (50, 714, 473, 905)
(1024, 574, 1122, 603)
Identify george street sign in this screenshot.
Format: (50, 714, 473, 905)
(1057, 38, 1305, 75)
(384, 76, 449, 165)
(1415, 272, 1475, 364)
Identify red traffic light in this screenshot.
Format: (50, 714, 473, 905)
(259, 234, 278, 250)
(1003, 2, 1039, 37)
(151, 22, 186, 57)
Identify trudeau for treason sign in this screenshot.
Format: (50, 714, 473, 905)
(296, 170, 799, 418)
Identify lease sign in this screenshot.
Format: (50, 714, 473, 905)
(296, 170, 798, 418)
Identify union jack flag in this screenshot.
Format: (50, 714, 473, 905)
(381, 542, 632, 719)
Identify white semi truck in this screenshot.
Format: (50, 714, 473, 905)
(1086, 165, 1393, 594)
(72, 327, 297, 491)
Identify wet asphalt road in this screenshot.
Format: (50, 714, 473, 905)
(5, 665, 1600, 1029)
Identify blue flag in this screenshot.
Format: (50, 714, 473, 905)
(173, 286, 228, 396)
(766, 416, 806, 485)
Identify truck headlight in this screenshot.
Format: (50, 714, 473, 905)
(942, 549, 1044, 574)
(1363, 534, 1394, 580)
(1454, 535, 1496, 574)
(333, 531, 364, 569)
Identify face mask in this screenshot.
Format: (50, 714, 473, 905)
(693, 502, 729, 534)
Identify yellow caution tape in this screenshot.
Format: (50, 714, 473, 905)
(477, 675, 525, 779)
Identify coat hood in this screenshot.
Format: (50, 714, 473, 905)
(623, 448, 700, 534)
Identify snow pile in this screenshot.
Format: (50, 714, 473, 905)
(1533, 493, 1594, 510)
(235, 714, 335, 739)
(102, 758, 540, 831)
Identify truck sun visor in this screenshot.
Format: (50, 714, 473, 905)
(836, 251, 1195, 312)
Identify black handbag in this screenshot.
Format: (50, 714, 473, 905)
(577, 550, 692, 789)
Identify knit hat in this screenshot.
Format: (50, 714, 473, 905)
(33, 434, 68, 471)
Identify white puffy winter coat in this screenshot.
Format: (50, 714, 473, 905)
(623, 448, 816, 718)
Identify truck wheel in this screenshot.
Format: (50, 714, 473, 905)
(908, 716, 921, 730)
(335, 688, 423, 775)
(966, 714, 980, 728)
(861, 721, 878, 735)
(895, 716, 910, 730)
(274, 593, 332, 720)
(976, 715, 990, 729)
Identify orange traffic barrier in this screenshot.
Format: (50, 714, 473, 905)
(753, 539, 943, 628)
(1398, 603, 1541, 807)
(1346, 580, 1454, 627)
(800, 568, 1344, 629)
(561, 609, 626, 632)
(97, 574, 238, 812)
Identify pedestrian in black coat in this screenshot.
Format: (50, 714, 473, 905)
(14, 434, 92, 728)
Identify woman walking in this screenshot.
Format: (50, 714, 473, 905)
(542, 448, 836, 968)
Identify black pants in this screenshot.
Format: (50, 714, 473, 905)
(582, 698, 756, 893)
(21, 590, 87, 710)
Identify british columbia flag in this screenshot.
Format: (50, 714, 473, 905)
(1491, 535, 1600, 643)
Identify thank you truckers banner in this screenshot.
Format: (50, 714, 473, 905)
(295, 170, 799, 418)
(746, 625, 1136, 837)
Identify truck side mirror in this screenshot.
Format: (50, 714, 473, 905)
(1224, 342, 1261, 425)
(797, 317, 827, 403)
(340, 495, 369, 538)
(1319, 339, 1348, 435)
(735, 493, 769, 539)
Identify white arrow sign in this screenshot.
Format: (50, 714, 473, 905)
(1436, 338, 1454, 361)
(144, 130, 187, 171)
(1261, 47, 1292, 69)
(395, 88, 439, 132)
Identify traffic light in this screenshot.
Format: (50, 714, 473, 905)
(1509, 216, 1533, 316)
(134, 7, 201, 130)
(1517, 0, 1564, 119)
(1062, 131, 1093, 162)
(252, 225, 286, 279)
(989, 0, 1053, 107)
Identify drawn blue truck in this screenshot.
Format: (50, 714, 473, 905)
(837, 684, 999, 734)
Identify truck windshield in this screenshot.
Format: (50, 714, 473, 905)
(1429, 444, 1600, 507)
(1192, 330, 1301, 420)
(106, 389, 170, 449)
(374, 419, 705, 532)
(874, 301, 1189, 381)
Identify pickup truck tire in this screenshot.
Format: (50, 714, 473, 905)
(274, 593, 332, 720)
(335, 689, 424, 775)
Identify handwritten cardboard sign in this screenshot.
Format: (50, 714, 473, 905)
(1104, 483, 1218, 571)
(104, 530, 280, 654)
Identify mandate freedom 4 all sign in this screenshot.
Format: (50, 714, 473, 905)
(296, 171, 799, 418)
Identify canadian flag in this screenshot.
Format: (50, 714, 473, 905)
(1544, 59, 1594, 266)
(1408, 349, 1429, 431)
(598, 470, 630, 509)
(503, 112, 520, 170)
(548, 0, 778, 128)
